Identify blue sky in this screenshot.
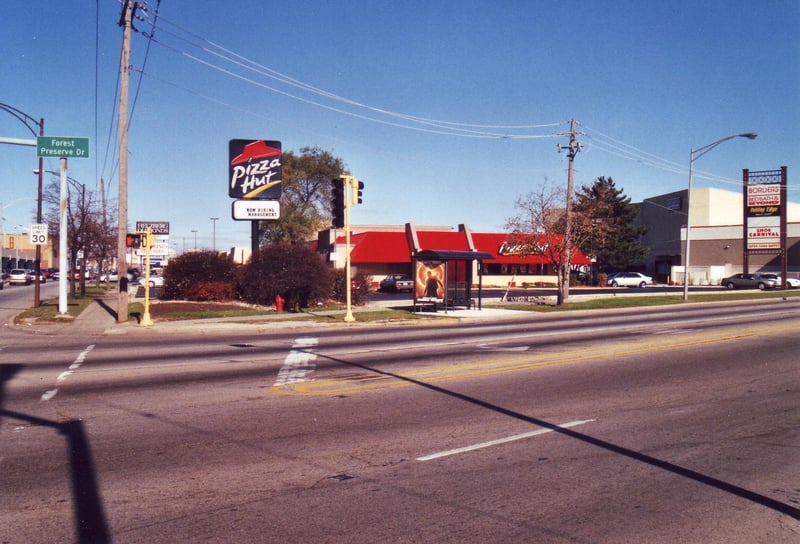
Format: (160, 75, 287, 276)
(2, 0, 798, 252)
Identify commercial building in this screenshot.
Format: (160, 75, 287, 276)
(637, 187, 799, 285)
(317, 223, 591, 289)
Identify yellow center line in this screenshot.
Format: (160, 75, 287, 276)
(271, 321, 798, 396)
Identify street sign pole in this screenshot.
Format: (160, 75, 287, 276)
(58, 158, 68, 315)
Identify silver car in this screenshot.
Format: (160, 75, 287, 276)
(606, 272, 653, 288)
(721, 273, 777, 290)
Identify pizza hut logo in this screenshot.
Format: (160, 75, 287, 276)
(229, 140, 282, 199)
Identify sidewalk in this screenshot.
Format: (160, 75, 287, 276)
(68, 294, 529, 335)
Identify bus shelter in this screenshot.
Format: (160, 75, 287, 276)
(412, 249, 494, 312)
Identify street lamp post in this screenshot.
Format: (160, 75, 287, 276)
(683, 132, 757, 300)
(210, 217, 218, 252)
(0, 103, 44, 306)
(191, 230, 198, 250)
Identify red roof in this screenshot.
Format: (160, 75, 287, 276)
(344, 230, 591, 266)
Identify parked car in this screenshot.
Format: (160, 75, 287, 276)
(759, 274, 800, 289)
(606, 272, 653, 288)
(99, 270, 120, 282)
(379, 274, 414, 292)
(8, 269, 31, 286)
(25, 270, 46, 283)
(721, 273, 777, 290)
(0, 272, 8, 289)
(147, 271, 164, 288)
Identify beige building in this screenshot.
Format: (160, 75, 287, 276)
(1, 230, 55, 271)
(637, 188, 799, 285)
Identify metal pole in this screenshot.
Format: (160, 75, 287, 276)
(58, 158, 69, 315)
(682, 149, 694, 301)
(210, 217, 218, 252)
(34, 118, 43, 307)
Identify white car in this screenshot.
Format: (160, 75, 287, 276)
(762, 274, 800, 289)
(606, 272, 653, 288)
(99, 270, 120, 282)
(147, 272, 164, 288)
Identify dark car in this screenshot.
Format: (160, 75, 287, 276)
(379, 274, 414, 292)
(721, 273, 777, 290)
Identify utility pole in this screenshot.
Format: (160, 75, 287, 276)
(117, 0, 132, 323)
(557, 118, 582, 305)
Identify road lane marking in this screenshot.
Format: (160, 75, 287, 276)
(417, 419, 596, 461)
(273, 337, 318, 386)
(41, 344, 95, 401)
(273, 321, 799, 396)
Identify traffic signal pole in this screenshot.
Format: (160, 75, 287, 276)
(140, 230, 154, 327)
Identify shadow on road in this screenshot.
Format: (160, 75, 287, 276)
(318, 354, 800, 521)
(0, 363, 111, 543)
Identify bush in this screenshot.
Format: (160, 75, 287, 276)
(186, 281, 237, 302)
(239, 243, 333, 310)
(332, 270, 372, 305)
(160, 251, 238, 301)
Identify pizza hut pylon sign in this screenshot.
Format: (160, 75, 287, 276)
(228, 139, 282, 199)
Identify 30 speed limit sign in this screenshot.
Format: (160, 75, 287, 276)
(30, 224, 48, 245)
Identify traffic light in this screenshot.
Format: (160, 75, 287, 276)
(125, 233, 142, 248)
(331, 177, 345, 228)
(353, 179, 364, 205)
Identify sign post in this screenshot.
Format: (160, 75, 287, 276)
(37, 136, 89, 315)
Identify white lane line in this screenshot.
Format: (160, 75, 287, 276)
(416, 419, 596, 461)
(273, 337, 318, 386)
(41, 344, 95, 401)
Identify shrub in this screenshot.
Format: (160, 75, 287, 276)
(332, 270, 372, 305)
(240, 243, 333, 310)
(186, 281, 237, 302)
(160, 251, 237, 301)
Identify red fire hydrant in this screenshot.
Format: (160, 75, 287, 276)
(275, 294, 285, 313)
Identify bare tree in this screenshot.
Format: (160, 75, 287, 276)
(43, 176, 116, 296)
(505, 178, 596, 305)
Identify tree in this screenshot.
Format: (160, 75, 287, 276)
(505, 178, 585, 304)
(259, 146, 347, 244)
(43, 176, 116, 296)
(572, 176, 647, 274)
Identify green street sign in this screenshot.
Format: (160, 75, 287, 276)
(37, 136, 89, 158)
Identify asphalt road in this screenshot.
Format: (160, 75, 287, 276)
(1, 299, 799, 543)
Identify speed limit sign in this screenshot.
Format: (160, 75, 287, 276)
(30, 224, 48, 245)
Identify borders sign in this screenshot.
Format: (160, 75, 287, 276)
(229, 139, 282, 199)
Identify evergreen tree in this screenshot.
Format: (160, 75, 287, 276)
(572, 176, 647, 273)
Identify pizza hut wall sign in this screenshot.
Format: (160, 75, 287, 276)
(229, 139, 282, 199)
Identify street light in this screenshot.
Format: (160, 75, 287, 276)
(191, 229, 198, 250)
(683, 132, 757, 300)
(1, 102, 44, 306)
(210, 217, 218, 252)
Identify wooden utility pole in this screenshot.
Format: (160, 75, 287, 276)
(557, 118, 582, 305)
(116, 0, 132, 323)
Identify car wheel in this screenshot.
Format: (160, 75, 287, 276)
(638, 281, 646, 288)
(757, 282, 766, 290)
(611, 281, 619, 287)
(725, 282, 735, 289)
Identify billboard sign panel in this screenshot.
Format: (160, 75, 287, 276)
(232, 199, 280, 221)
(135, 221, 170, 235)
(229, 139, 282, 199)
